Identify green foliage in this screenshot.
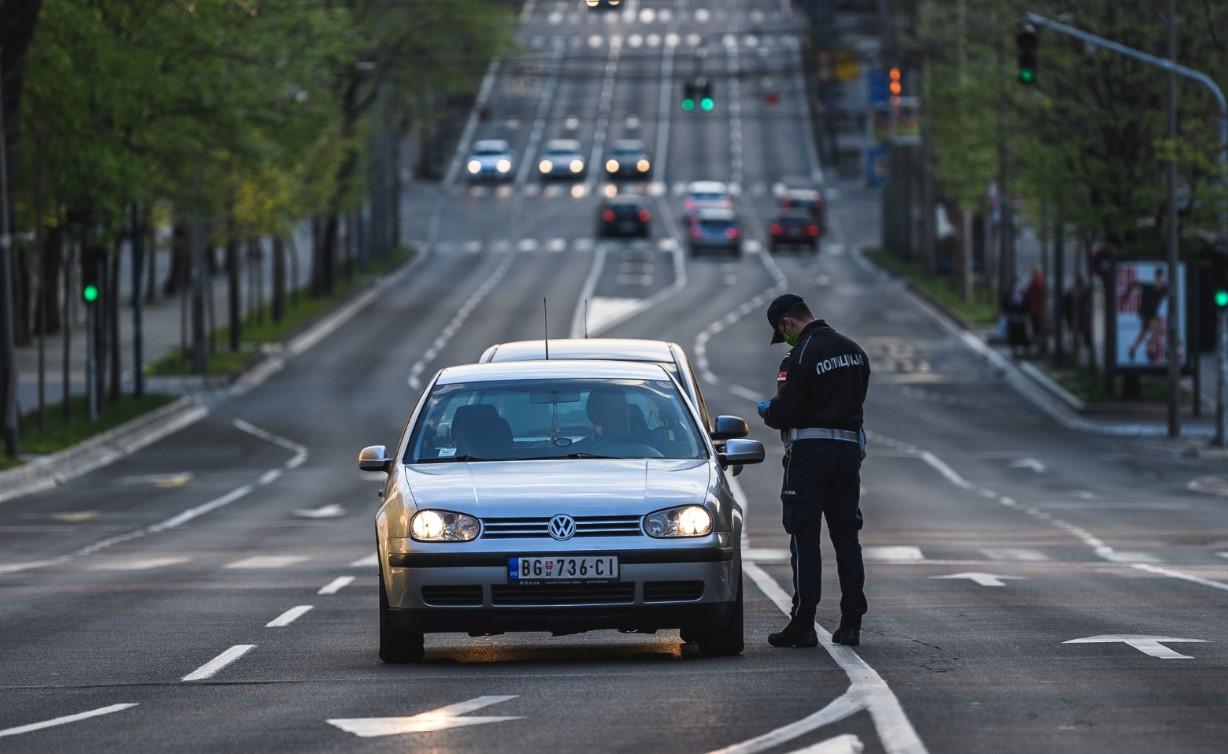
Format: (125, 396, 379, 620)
(11, 394, 177, 464)
(917, 0, 1228, 253)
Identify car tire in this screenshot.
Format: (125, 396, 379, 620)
(696, 573, 744, 657)
(379, 565, 425, 663)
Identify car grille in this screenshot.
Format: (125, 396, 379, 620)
(481, 515, 642, 539)
(421, 585, 483, 606)
(643, 581, 704, 602)
(491, 583, 635, 606)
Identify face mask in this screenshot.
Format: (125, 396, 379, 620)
(783, 332, 800, 347)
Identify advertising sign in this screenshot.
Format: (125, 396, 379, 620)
(1113, 261, 1187, 370)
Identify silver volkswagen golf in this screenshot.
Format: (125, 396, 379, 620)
(359, 359, 765, 662)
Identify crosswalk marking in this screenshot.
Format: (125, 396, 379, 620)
(863, 546, 925, 562)
(979, 548, 1051, 562)
(226, 555, 308, 570)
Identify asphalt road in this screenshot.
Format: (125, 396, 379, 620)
(4, 1, 1228, 752)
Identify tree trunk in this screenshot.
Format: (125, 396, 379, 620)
(226, 236, 241, 352)
(310, 216, 324, 296)
(130, 203, 145, 397)
(14, 248, 32, 347)
(107, 237, 121, 402)
(249, 239, 264, 323)
(272, 236, 286, 322)
(37, 226, 62, 334)
(62, 240, 72, 419)
(164, 222, 189, 296)
(144, 224, 157, 303)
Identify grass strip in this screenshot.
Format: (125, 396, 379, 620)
(1, 394, 177, 469)
(864, 248, 998, 326)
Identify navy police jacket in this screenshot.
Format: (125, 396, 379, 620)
(763, 320, 870, 432)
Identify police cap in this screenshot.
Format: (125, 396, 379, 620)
(767, 293, 806, 344)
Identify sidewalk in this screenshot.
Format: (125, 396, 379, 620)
(13, 222, 316, 411)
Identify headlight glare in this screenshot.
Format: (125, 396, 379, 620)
(496, 159, 512, 173)
(570, 159, 585, 173)
(605, 159, 620, 173)
(467, 160, 481, 174)
(410, 510, 480, 542)
(539, 159, 553, 173)
(636, 159, 651, 173)
(643, 505, 713, 538)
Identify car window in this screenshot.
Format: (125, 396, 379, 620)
(406, 378, 707, 462)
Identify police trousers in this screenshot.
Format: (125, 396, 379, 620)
(780, 439, 867, 619)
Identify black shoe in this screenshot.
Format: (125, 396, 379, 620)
(831, 613, 861, 646)
(768, 617, 818, 648)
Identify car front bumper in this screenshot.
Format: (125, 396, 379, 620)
(384, 544, 739, 633)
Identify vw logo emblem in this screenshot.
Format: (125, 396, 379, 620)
(548, 514, 576, 541)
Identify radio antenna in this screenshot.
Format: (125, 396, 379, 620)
(584, 298, 589, 339)
(543, 297, 550, 360)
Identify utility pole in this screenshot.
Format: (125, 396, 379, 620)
(1165, 0, 1180, 438)
(0, 50, 19, 457)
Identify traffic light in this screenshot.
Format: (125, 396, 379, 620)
(1017, 21, 1039, 84)
(1215, 288, 1228, 308)
(682, 78, 714, 111)
(81, 246, 102, 304)
(888, 66, 902, 106)
(682, 80, 695, 110)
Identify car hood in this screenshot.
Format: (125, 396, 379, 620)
(471, 154, 508, 166)
(403, 459, 711, 517)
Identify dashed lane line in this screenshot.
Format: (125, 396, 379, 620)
(266, 605, 314, 628)
(0, 703, 138, 740)
(232, 419, 308, 470)
(318, 576, 355, 595)
(182, 644, 256, 682)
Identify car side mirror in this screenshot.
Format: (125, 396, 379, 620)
(711, 415, 749, 441)
(718, 438, 764, 467)
(358, 445, 393, 473)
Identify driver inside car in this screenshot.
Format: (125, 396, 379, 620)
(572, 387, 655, 454)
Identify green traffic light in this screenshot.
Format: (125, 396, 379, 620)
(82, 284, 99, 303)
(681, 98, 695, 111)
(700, 97, 715, 111)
(1215, 289, 1228, 308)
(1019, 68, 1035, 83)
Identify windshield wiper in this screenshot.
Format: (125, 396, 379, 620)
(418, 454, 489, 463)
(512, 452, 623, 460)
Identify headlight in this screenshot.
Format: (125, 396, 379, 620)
(605, 158, 620, 173)
(539, 159, 553, 173)
(570, 159, 585, 173)
(643, 505, 713, 538)
(467, 160, 481, 174)
(496, 159, 512, 173)
(410, 510, 480, 542)
(636, 159, 651, 173)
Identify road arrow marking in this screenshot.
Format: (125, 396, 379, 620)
(327, 696, 523, 738)
(293, 504, 345, 519)
(1063, 635, 1208, 660)
(1009, 457, 1047, 473)
(930, 572, 1024, 587)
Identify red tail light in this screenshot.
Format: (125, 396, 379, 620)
(770, 223, 783, 236)
(683, 198, 695, 210)
(807, 224, 819, 237)
(690, 225, 702, 238)
(638, 209, 651, 222)
(726, 227, 740, 240)
(602, 210, 616, 222)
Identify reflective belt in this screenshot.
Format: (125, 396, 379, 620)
(787, 427, 860, 444)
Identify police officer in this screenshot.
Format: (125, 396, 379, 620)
(756, 293, 870, 647)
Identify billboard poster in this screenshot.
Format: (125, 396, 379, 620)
(1113, 261, 1187, 370)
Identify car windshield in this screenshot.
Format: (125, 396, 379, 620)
(406, 378, 706, 463)
(474, 146, 507, 156)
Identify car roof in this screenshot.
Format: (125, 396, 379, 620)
(436, 359, 673, 385)
(544, 139, 581, 151)
(686, 180, 728, 194)
(776, 209, 815, 221)
(607, 194, 647, 205)
(611, 139, 646, 151)
(485, 338, 677, 363)
(473, 139, 510, 151)
(783, 188, 820, 200)
(697, 207, 737, 220)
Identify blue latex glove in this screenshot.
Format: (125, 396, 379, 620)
(757, 400, 771, 419)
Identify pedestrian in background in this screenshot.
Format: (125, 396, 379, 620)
(1002, 280, 1030, 358)
(1024, 265, 1046, 354)
(757, 294, 870, 648)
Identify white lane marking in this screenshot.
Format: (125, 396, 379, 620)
(351, 553, 378, 567)
(1063, 634, 1207, 660)
(266, 604, 313, 628)
(226, 555, 308, 570)
(784, 734, 865, 754)
(929, 572, 1024, 588)
(789, 42, 825, 186)
(979, 548, 1050, 562)
(570, 245, 609, 338)
(584, 38, 622, 193)
(407, 252, 514, 390)
(232, 419, 309, 470)
(90, 557, 191, 571)
(742, 563, 927, 754)
(444, 60, 502, 187)
(327, 696, 523, 737)
(916, 451, 972, 490)
(743, 547, 790, 562)
(863, 546, 925, 563)
(1009, 457, 1047, 473)
(258, 469, 282, 485)
(708, 692, 861, 754)
(293, 504, 345, 519)
(515, 42, 564, 187)
(0, 703, 138, 740)
(1187, 475, 1228, 498)
(0, 559, 66, 574)
(655, 33, 676, 185)
(728, 384, 765, 403)
(319, 575, 355, 595)
(1131, 563, 1228, 594)
(49, 511, 99, 522)
(182, 644, 256, 681)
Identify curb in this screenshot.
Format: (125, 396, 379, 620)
(859, 247, 1214, 440)
(0, 247, 430, 503)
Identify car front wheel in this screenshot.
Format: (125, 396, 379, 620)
(379, 565, 425, 663)
(695, 573, 744, 657)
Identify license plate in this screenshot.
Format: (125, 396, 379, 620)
(619, 222, 635, 231)
(508, 555, 619, 583)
